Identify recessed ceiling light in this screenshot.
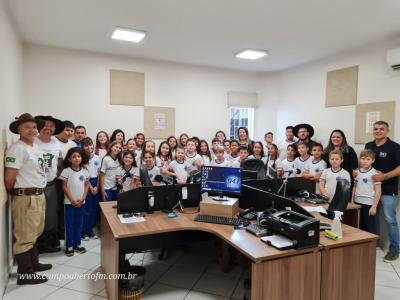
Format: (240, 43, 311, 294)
(112, 27, 146, 43)
(235, 49, 268, 60)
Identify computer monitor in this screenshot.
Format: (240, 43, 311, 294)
(201, 166, 242, 200)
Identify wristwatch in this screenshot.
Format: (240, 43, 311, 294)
(383, 173, 389, 181)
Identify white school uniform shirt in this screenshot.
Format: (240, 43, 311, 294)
(265, 157, 283, 179)
(304, 159, 327, 194)
(59, 167, 89, 204)
(35, 136, 62, 182)
(278, 139, 297, 160)
(354, 168, 380, 206)
(201, 155, 211, 166)
(169, 160, 189, 182)
(185, 152, 202, 173)
(97, 148, 107, 162)
(117, 166, 139, 192)
(87, 154, 101, 178)
(146, 165, 160, 182)
(5, 140, 47, 188)
(156, 156, 170, 169)
(56, 137, 76, 160)
(320, 168, 351, 201)
(281, 158, 296, 178)
(135, 149, 142, 163)
(209, 159, 231, 167)
(294, 155, 313, 175)
(100, 155, 121, 190)
(226, 154, 240, 164)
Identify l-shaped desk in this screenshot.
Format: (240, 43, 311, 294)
(100, 201, 376, 300)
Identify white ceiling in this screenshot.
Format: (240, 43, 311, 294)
(6, 0, 400, 72)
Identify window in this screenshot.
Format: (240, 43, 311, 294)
(229, 107, 254, 140)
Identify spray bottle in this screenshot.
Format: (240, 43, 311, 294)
(331, 211, 343, 238)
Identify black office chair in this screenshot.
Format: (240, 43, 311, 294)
(241, 159, 266, 180)
(321, 178, 351, 219)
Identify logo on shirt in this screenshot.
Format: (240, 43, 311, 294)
(149, 174, 154, 179)
(379, 152, 387, 158)
(315, 168, 320, 173)
(362, 178, 368, 183)
(5, 157, 16, 163)
(79, 175, 85, 181)
(43, 153, 55, 169)
(94, 161, 99, 166)
(336, 176, 342, 181)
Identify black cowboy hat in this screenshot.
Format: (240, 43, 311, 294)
(9, 113, 45, 134)
(293, 123, 314, 138)
(35, 115, 65, 135)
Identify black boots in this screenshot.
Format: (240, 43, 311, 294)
(31, 243, 52, 272)
(16, 249, 48, 285)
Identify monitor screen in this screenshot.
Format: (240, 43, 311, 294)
(201, 166, 242, 197)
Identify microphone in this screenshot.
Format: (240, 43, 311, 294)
(139, 165, 154, 213)
(284, 169, 301, 175)
(154, 175, 174, 185)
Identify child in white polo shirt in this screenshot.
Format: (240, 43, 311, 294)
(352, 150, 382, 234)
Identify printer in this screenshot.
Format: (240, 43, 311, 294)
(267, 210, 319, 249)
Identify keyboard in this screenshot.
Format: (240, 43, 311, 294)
(246, 224, 271, 237)
(194, 214, 242, 226)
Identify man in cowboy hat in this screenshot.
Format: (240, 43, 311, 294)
(34, 115, 65, 253)
(293, 123, 317, 154)
(4, 113, 52, 285)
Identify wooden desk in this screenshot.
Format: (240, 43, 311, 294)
(301, 201, 361, 228)
(100, 202, 376, 300)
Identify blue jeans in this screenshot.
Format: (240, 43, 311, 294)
(82, 178, 99, 236)
(104, 189, 118, 201)
(65, 204, 84, 249)
(380, 194, 400, 254)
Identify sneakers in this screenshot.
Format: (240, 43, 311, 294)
(65, 248, 74, 257)
(383, 252, 399, 262)
(73, 246, 87, 254)
(87, 233, 98, 239)
(81, 235, 89, 241)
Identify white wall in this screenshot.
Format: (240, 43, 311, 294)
(23, 44, 266, 143)
(0, 0, 23, 295)
(270, 37, 400, 151)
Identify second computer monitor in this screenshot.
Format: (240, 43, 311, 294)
(201, 166, 242, 200)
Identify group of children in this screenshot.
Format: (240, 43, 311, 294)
(59, 131, 382, 256)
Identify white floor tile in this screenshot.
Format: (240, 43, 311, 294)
(63, 252, 100, 270)
(184, 290, 230, 300)
(43, 264, 88, 287)
(231, 278, 245, 300)
(375, 270, 400, 288)
(43, 288, 93, 300)
(3, 283, 58, 300)
(63, 276, 104, 295)
(88, 245, 100, 254)
(39, 251, 74, 264)
(137, 262, 170, 281)
(158, 265, 204, 289)
(89, 296, 107, 300)
(96, 288, 107, 297)
(376, 258, 396, 272)
(145, 282, 189, 300)
(193, 273, 239, 297)
(205, 263, 244, 279)
(375, 284, 400, 300)
(81, 238, 101, 250)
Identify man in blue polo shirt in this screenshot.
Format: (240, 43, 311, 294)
(365, 121, 400, 262)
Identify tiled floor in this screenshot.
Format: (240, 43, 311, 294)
(3, 238, 400, 300)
